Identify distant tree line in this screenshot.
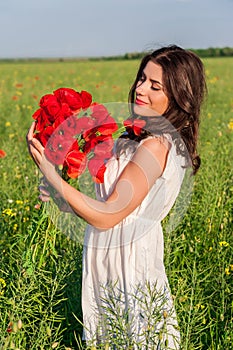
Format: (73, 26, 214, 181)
(91, 47, 233, 61)
(188, 47, 233, 58)
(1, 47, 233, 63)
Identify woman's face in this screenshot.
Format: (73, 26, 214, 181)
(134, 60, 169, 117)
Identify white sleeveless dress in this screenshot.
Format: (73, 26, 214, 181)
(82, 135, 186, 349)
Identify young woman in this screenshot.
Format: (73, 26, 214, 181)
(27, 45, 206, 348)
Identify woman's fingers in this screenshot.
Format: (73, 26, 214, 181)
(38, 193, 50, 202)
(26, 122, 44, 161)
(38, 185, 51, 202)
(26, 121, 36, 142)
(26, 122, 48, 171)
(26, 122, 37, 155)
(38, 185, 50, 196)
(30, 137, 44, 153)
(28, 144, 42, 168)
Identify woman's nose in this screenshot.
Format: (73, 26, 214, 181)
(136, 81, 146, 95)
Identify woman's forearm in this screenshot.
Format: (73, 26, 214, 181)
(45, 168, 126, 229)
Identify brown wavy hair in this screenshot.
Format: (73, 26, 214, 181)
(119, 45, 207, 174)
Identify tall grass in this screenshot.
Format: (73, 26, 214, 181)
(0, 57, 232, 349)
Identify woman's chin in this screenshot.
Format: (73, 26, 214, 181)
(133, 104, 159, 117)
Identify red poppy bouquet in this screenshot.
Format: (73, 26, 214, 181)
(32, 87, 122, 184)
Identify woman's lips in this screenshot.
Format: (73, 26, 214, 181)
(135, 98, 148, 106)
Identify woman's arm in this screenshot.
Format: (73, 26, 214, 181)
(27, 122, 169, 230)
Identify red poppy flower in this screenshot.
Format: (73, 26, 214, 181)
(53, 88, 83, 112)
(52, 113, 66, 129)
(60, 102, 73, 118)
(39, 94, 62, 123)
(45, 133, 74, 165)
(97, 115, 118, 136)
(32, 108, 43, 121)
(93, 136, 114, 159)
(33, 109, 51, 135)
(53, 115, 79, 141)
(64, 148, 87, 178)
(80, 90, 92, 109)
(76, 116, 96, 137)
(0, 149, 6, 158)
(83, 132, 99, 153)
(123, 118, 146, 136)
(88, 156, 106, 183)
(90, 103, 110, 123)
(39, 125, 55, 146)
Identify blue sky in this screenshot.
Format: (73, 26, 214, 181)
(0, 0, 232, 58)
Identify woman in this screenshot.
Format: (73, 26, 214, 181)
(27, 45, 206, 348)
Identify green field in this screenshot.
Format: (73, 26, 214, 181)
(0, 57, 232, 349)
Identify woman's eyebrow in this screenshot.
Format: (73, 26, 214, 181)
(150, 79, 163, 86)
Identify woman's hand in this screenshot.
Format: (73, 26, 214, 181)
(26, 123, 70, 212)
(26, 122, 56, 180)
(38, 177, 73, 213)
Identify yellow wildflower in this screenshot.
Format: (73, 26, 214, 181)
(225, 267, 230, 275)
(228, 120, 233, 130)
(16, 200, 23, 205)
(2, 208, 16, 217)
(0, 278, 6, 287)
(0, 278, 6, 295)
(219, 241, 229, 247)
(5, 121, 11, 127)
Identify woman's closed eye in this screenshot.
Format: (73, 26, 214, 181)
(151, 85, 161, 91)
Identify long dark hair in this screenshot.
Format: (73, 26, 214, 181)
(118, 45, 207, 174)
